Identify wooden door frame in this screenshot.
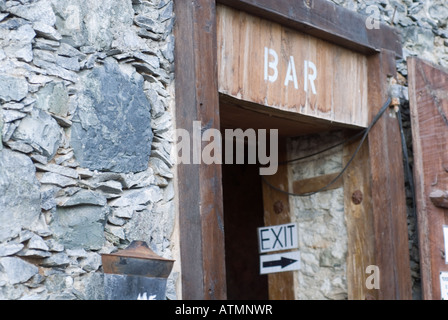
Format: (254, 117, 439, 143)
(174, 0, 411, 300)
(408, 57, 448, 300)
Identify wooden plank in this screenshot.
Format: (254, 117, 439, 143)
(367, 50, 412, 299)
(261, 139, 295, 300)
(173, 0, 227, 300)
(343, 136, 377, 300)
(217, 0, 402, 58)
(293, 172, 343, 195)
(408, 57, 448, 300)
(173, 0, 203, 299)
(219, 94, 357, 138)
(382, 51, 413, 300)
(217, 5, 369, 128)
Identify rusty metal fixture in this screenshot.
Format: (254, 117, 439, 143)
(391, 97, 400, 113)
(352, 190, 363, 205)
(102, 240, 174, 278)
(273, 200, 284, 214)
(304, 0, 312, 8)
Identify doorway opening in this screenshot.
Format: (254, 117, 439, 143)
(219, 95, 356, 299)
(222, 159, 268, 300)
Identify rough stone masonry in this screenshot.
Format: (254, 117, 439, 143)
(0, 0, 176, 300)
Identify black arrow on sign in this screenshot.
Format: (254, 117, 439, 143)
(263, 257, 297, 269)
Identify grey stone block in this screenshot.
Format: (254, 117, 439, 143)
(0, 74, 28, 102)
(35, 82, 70, 117)
(51, 205, 109, 250)
(12, 108, 62, 161)
(109, 186, 162, 208)
(0, 257, 38, 285)
(0, 148, 41, 242)
(7, 0, 56, 26)
(71, 58, 153, 173)
(1, 24, 35, 62)
(51, 0, 134, 50)
(57, 190, 107, 207)
(0, 243, 24, 257)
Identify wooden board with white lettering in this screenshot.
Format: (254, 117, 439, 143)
(217, 5, 369, 128)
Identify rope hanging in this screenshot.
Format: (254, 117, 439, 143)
(261, 97, 392, 197)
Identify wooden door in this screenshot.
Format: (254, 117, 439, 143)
(408, 57, 448, 300)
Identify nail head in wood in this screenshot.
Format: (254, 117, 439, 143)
(273, 200, 284, 214)
(352, 190, 363, 205)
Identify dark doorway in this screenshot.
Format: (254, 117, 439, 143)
(222, 145, 269, 300)
(219, 96, 330, 300)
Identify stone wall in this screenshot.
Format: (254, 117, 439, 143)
(287, 132, 347, 300)
(0, 0, 177, 300)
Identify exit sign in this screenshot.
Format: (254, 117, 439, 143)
(257, 223, 298, 253)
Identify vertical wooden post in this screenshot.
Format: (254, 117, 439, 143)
(261, 138, 295, 300)
(343, 136, 377, 300)
(366, 50, 412, 299)
(408, 57, 448, 300)
(174, 0, 227, 299)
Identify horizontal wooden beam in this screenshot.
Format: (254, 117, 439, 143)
(293, 172, 343, 195)
(217, 0, 402, 58)
(219, 94, 365, 136)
